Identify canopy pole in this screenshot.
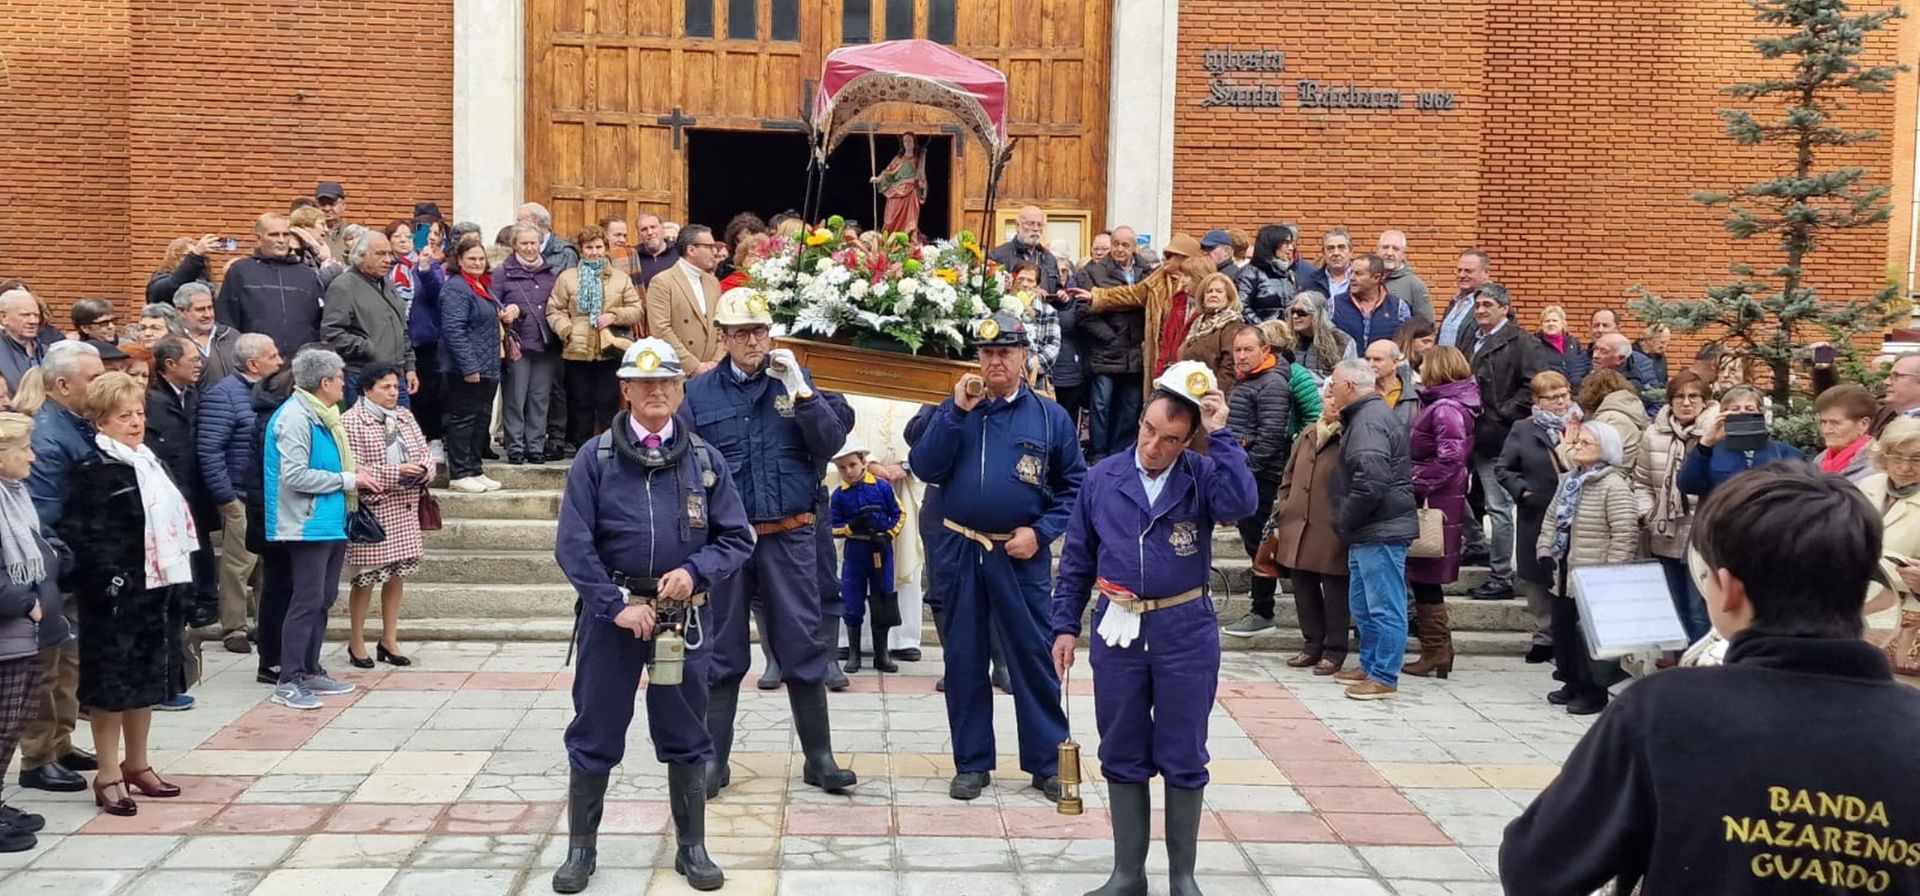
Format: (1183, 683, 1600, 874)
(868, 130, 880, 234)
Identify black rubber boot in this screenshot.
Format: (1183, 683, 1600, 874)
(871, 621, 897, 673)
(667, 763, 725, 891)
(1088, 782, 1150, 896)
(822, 613, 850, 692)
(788, 682, 857, 792)
(550, 770, 608, 893)
(755, 606, 781, 690)
(844, 623, 864, 673)
(703, 683, 738, 798)
(1164, 783, 1205, 896)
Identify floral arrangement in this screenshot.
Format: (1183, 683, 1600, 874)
(748, 216, 1014, 354)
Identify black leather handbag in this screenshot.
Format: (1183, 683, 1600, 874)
(347, 503, 387, 544)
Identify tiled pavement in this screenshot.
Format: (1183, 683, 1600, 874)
(0, 642, 1590, 895)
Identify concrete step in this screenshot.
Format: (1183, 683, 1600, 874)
(414, 551, 563, 585)
(423, 519, 557, 553)
(439, 489, 563, 520)
(321, 617, 1536, 656)
(434, 461, 570, 491)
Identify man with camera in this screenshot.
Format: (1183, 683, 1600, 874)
(216, 213, 327, 361)
(681, 289, 858, 800)
(551, 338, 754, 894)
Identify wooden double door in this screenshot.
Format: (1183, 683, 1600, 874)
(525, 0, 1112, 239)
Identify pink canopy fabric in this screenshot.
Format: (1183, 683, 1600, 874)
(811, 40, 1010, 161)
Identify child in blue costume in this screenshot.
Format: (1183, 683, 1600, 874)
(830, 438, 904, 673)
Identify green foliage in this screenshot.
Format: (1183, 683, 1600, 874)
(1630, 0, 1909, 406)
(1769, 397, 1825, 453)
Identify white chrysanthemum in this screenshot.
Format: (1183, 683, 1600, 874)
(998, 296, 1025, 316)
(897, 278, 919, 297)
(848, 278, 870, 300)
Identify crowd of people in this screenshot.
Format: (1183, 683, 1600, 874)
(1, 176, 1916, 881)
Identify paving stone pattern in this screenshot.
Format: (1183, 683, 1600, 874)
(0, 642, 1591, 894)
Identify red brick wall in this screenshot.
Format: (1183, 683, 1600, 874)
(1172, 0, 1909, 351)
(0, 1, 453, 319)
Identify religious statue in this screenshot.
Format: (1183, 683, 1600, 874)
(871, 132, 928, 239)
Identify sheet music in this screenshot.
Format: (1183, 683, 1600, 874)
(1568, 562, 1691, 659)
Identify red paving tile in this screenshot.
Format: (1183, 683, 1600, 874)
(1214, 810, 1338, 843)
(1148, 807, 1233, 841)
(203, 803, 332, 834)
(465, 672, 557, 690)
(1255, 737, 1362, 764)
(163, 775, 258, 804)
(376, 672, 472, 691)
(1323, 811, 1453, 845)
(199, 701, 350, 751)
(1235, 717, 1336, 740)
(1220, 697, 1316, 719)
(1297, 786, 1422, 815)
(894, 804, 1006, 837)
(1215, 682, 1294, 700)
(880, 674, 944, 694)
(440, 801, 563, 833)
(591, 800, 669, 834)
(548, 673, 575, 691)
(324, 803, 449, 833)
(75, 801, 221, 835)
(1274, 760, 1390, 788)
(783, 804, 893, 836)
(1000, 806, 1114, 840)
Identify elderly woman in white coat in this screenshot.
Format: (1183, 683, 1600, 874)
(1537, 420, 1639, 716)
(1856, 418, 1920, 673)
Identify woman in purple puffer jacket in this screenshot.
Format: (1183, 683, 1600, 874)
(494, 225, 561, 464)
(1404, 346, 1481, 679)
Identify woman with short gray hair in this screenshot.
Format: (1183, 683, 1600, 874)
(495, 224, 562, 463)
(263, 348, 383, 710)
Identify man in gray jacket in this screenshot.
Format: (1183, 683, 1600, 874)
(1326, 359, 1418, 701)
(320, 233, 417, 405)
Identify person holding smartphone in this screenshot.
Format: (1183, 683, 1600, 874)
(1677, 384, 1803, 499)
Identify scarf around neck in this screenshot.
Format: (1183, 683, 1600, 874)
(1549, 463, 1613, 563)
(94, 434, 198, 589)
(1820, 434, 1871, 476)
(0, 479, 46, 585)
(1188, 298, 1244, 339)
(296, 388, 358, 511)
(1530, 403, 1582, 441)
(1651, 408, 1709, 539)
(1237, 354, 1277, 381)
(577, 259, 607, 321)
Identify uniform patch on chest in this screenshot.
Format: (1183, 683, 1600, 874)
(687, 493, 707, 528)
(773, 395, 795, 417)
(1015, 453, 1044, 486)
(1170, 521, 1199, 557)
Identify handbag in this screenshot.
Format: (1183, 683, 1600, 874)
(1408, 501, 1445, 559)
(347, 502, 387, 544)
(1251, 529, 1283, 578)
(417, 487, 443, 532)
(1887, 609, 1920, 676)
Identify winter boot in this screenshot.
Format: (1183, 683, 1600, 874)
(1087, 782, 1150, 895)
(550, 770, 608, 893)
(667, 763, 725, 890)
(871, 621, 897, 672)
(1402, 603, 1455, 679)
(788, 682, 857, 792)
(821, 613, 851, 692)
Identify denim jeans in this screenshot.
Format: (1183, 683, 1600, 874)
(1089, 373, 1142, 459)
(1469, 452, 1515, 587)
(1656, 555, 1712, 642)
(1347, 542, 1410, 687)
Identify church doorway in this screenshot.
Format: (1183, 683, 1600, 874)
(685, 129, 953, 238)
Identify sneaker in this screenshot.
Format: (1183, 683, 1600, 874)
(154, 694, 195, 711)
(449, 476, 489, 494)
(1468, 581, 1514, 600)
(303, 675, 356, 697)
(270, 683, 322, 710)
(1344, 679, 1398, 700)
(256, 666, 280, 685)
(481, 477, 504, 491)
(1222, 613, 1276, 637)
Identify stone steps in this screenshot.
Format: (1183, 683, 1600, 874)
(323, 616, 1537, 656)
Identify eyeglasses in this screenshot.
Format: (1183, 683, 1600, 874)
(1672, 394, 1707, 404)
(1287, 310, 1311, 318)
(1883, 453, 1920, 467)
(689, 241, 718, 250)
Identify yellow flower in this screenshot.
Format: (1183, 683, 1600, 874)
(934, 268, 960, 284)
(806, 228, 832, 246)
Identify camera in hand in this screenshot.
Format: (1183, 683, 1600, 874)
(1723, 413, 1769, 452)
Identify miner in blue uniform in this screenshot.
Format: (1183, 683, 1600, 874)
(829, 437, 905, 673)
(682, 288, 857, 799)
(1051, 360, 1258, 896)
(551, 338, 754, 894)
(909, 311, 1085, 801)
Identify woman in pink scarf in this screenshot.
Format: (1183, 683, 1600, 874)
(1814, 384, 1878, 484)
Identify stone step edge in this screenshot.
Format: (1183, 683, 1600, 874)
(318, 617, 1533, 655)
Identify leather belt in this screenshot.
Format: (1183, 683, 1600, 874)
(944, 519, 1015, 551)
(623, 593, 710, 609)
(753, 512, 816, 536)
(1108, 586, 1205, 613)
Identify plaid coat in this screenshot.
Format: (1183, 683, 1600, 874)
(342, 402, 436, 568)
